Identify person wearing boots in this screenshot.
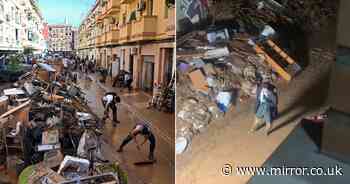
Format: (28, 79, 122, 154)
(101, 92, 121, 126)
(124, 72, 133, 92)
(117, 122, 156, 161)
(249, 82, 277, 136)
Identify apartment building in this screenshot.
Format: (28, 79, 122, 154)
(0, 0, 46, 54)
(48, 24, 74, 54)
(78, 1, 100, 61)
(72, 27, 79, 54)
(78, 0, 175, 91)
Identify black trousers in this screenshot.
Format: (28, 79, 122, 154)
(104, 103, 117, 122)
(126, 79, 133, 92)
(120, 133, 156, 158)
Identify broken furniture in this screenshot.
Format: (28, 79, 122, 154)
(47, 58, 64, 74)
(2, 120, 25, 177)
(61, 173, 120, 184)
(188, 69, 209, 93)
(254, 39, 301, 81)
(58, 155, 90, 179)
(0, 96, 8, 115)
(18, 164, 66, 184)
(3, 88, 28, 105)
(0, 100, 31, 176)
(36, 63, 57, 82)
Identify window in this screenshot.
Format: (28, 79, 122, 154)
(0, 25, 3, 42)
(147, 0, 153, 16)
(15, 29, 18, 41)
(166, 0, 175, 7)
(127, 11, 137, 23)
(11, 7, 15, 23)
(164, 1, 168, 18)
(15, 8, 19, 24)
(0, 1, 4, 16)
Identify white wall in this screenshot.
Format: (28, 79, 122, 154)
(0, 0, 45, 53)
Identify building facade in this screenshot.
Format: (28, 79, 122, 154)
(72, 27, 79, 54)
(78, 1, 99, 61)
(0, 0, 46, 54)
(78, 0, 175, 91)
(48, 24, 73, 53)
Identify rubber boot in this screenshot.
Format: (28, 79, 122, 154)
(265, 123, 271, 136)
(249, 117, 262, 133)
(148, 154, 156, 162)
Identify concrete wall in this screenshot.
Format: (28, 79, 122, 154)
(328, 56, 350, 113)
(337, 0, 350, 48)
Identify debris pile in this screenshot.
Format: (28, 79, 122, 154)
(207, 0, 337, 32)
(0, 57, 126, 183)
(146, 77, 175, 113)
(176, 10, 309, 154)
(176, 0, 337, 154)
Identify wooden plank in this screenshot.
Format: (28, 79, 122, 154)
(0, 100, 31, 120)
(266, 39, 296, 65)
(254, 45, 292, 81)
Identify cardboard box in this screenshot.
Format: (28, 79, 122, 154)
(0, 96, 8, 115)
(188, 69, 209, 93)
(37, 70, 49, 81)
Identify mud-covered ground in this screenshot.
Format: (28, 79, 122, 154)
(176, 15, 337, 184)
(78, 74, 175, 184)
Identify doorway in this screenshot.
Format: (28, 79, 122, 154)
(142, 56, 155, 92)
(129, 54, 134, 75)
(164, 48, 174, 85)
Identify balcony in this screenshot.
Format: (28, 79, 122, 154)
(166, 7, 175, 36)
(106, 0, 120, 15)
(119, 23, 132, 43)
(120, 0, 133, 4)
(106, 30, 119, 45)
(96, 35, 104, 46)
(101, 0, 120, 17)
(96, 14, 104, 23)
(130, 16, 157, 42)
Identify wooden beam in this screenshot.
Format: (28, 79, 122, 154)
(0, 100, 31, 120)
(254, 45, 292, 81)
(266, 39, 297, 65)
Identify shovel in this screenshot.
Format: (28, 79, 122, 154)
(133, 143, 156, 166)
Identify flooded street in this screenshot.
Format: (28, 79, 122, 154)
(78, 73, 175, 184)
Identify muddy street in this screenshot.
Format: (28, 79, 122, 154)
(78, 74, 175, 184)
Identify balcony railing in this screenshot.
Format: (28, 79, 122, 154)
(107, 0, 120, 13)
(106, 29, 119, 44)
(166, 7, 175, 36)
(119, 23, 132, 43)
(120, 0, 133, 4)
(101, 0, 120, 17)
(130, 16, 157, 42)
(96, 35, 103, 46)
